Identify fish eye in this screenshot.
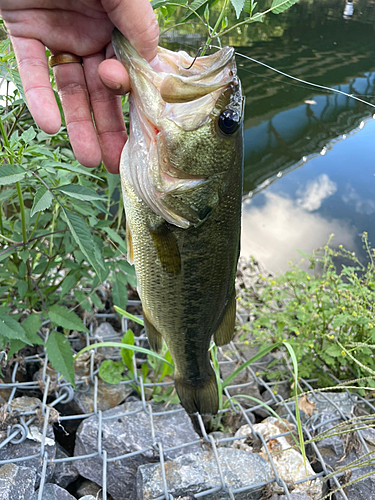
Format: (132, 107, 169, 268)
(218, 109, 241, 135)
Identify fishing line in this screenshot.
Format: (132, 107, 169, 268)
(209, 44, 375, 108)
(234, 51, 375, 109)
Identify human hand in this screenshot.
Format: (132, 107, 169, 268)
(0, 0, 159, 173)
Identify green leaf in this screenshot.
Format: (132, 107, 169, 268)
(21, 126, 36, 143)
(106, 172, 120, 198)
(159, 349, 175, 380)
(0, 187, 16, 201)
(31, 186, 53, 217)
(46, 331, 75, 386)
(55, 184, 104, 201)
(74, 290, 92, 312)
(62, 208, 104, 277)
(112, 272, 128, 311)
(16, 280, 28, 299)
(121, 329, 135, 373)
(40, 160, 102, 179)
(0, 164, 26, 185)
(75, 342, 173, 368)
(151, 0, 187, 9)
(105, 228, 127, 253)
(325, 344, 342, 357)
(8, 339, 26, 358)
(230, 0, 245, 18)
(90, 292, 104, 310)
(270, 0, 299, 14)
(181, 0, 208, 22)
(59, 272, 78, 298)
(99, 360, 127, 385)
(21, 314, 43, 345)
(0, 316, 32, 344)
(48, 305, 89, 333)
(114, 306, 144, 326)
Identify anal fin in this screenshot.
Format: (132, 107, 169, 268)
(214, 293, 236, 346)
(143, 311, 163, 353)
(175, 367, 219, 415)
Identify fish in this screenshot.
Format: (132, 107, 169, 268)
(112, 29, 244, 415)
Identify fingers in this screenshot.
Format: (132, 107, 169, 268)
(98, 58, 130, 94)
(84, 53, 127, 174)
(11, 36, 61, 134)
(102, 0, 159, 62)
(53, 58, 102, 168)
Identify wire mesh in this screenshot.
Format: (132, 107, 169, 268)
(1, 293, 374, 500)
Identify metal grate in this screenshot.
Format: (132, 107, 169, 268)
(1, 298, 374, 500)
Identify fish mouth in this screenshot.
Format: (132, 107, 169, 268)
(114, 30, 241, 229)
(112, 29, 236, 104)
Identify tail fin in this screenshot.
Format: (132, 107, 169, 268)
(175, 368, 219, 415)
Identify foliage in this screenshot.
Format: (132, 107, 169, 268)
(0, 31, 135, 385)
(240, 233, 375, 393)
(152, 0, 300, 49)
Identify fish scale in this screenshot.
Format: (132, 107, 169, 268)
(113, 29, 244, 415)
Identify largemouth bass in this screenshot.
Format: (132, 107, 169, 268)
(112, 30, 244, 415)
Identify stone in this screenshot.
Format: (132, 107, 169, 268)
(31, 483, 76, 499)
(137, 448, 273, 500)
(52, 442, 79, 489)
(309, 392, 357, 416)
(79, 497, 97, 500)
(233, 418, 323, 500)
(74, 401, 201, 500)
(0, 397, 56, 486)
(70, 378, 132, 415)
(76, 479, 114, 500)
(218, 349, 263, 412)
(209, 431, 234, 448)
(0, 463, 36, 500)
(279, 494, 313, 500)
(333, 464, 375, 500)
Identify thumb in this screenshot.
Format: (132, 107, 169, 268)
(102, 0, 159, 62)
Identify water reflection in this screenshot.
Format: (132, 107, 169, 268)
(241, 190, 357, 272)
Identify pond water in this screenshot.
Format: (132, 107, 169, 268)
(238, 0, 375, 271)
(162, 0, 375, 272)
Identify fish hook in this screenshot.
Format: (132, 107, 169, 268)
(183, 44, 209, 70)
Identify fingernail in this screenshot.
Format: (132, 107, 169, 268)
(101, 77, 121, 90)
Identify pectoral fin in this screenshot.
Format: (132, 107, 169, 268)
(149, 222, 181, 276)
(143, 311, 163, 353)
(214, 293, 236, 346)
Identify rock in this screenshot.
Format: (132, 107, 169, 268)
(218, 350, 265, 416)
(310, 392, 357, 416)
(70, 378, 132, 415)
(76, 479, 114, 500)
(333, 463, 375, 500)
(74, 401, 200, 500)
(79, 496, 97, 500)
(0, 397, 56, 486)
(137, 448, 273, 500)
(0, 463, 36, 500)
(209, 431, 234, 448)
(279, 494, 313, 500)
(311, 410, 346, 469)
(233, 418, 323, 500)
(31, 483, 76, 499)
(52, 442, 79, 489)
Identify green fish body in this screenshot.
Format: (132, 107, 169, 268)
(113, 30, 244, 415)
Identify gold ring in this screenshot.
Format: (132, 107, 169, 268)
(49, 53, 83, 68)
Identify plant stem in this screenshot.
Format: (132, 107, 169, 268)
(202, 0, 229, 56)
(16, 181, 27, 246)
